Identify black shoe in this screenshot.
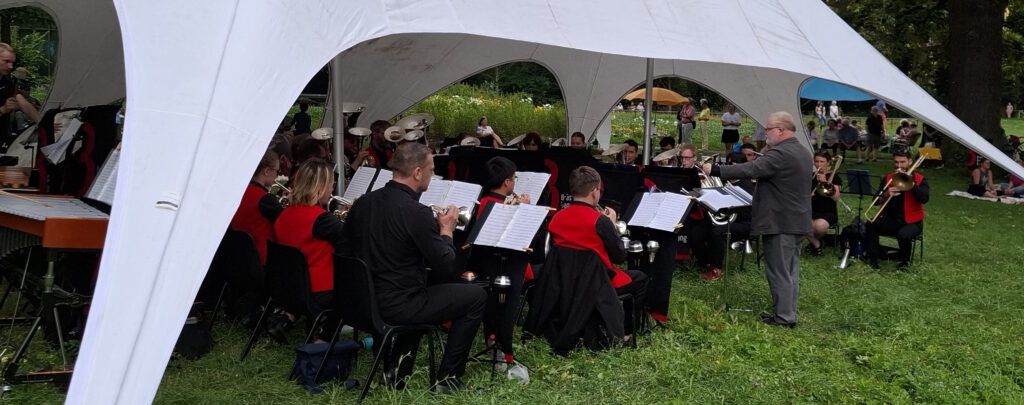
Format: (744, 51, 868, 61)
(897, 261, 910, 271)
(266, 314, 293, 344)
(868, 260, 880, 270)
(759, 314, 796, 329)
(431, 377, 467, 394)
(812, 245, 824, 257)
(381, 369, 408, 390)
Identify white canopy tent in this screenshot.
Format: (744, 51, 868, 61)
(0, 1, 1019, 403)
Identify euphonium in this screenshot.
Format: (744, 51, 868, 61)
(815, 155, 844, 198)
(697, 155, 737, 226)
(431, 205, 473, 227)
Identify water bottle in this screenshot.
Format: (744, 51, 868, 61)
(360, 336, 373, 351)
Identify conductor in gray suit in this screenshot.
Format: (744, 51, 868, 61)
(704, 111, 812, 328)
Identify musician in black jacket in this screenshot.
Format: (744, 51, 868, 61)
(341, 142, 485, 393)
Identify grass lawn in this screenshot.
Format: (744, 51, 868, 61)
(4, 125, 1024, 404)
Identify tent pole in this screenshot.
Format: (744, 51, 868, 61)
(642, 58, 654, 166)
(330, 54, 346, 195)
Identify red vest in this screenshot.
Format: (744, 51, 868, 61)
(365, 145, 392, 168)
(230, 183, 275, 265)
(885, 172, 925, 223)
(274, 205, 335, 292)
(548, 203, 631, 288)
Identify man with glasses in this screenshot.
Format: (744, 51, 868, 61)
(677, 144, 722, 281)
(704, 112, 812, 328)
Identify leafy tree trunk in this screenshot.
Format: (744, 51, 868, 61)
(946, 0, 1008, 143)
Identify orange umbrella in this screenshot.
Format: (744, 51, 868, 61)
(623, 87, 689, 105)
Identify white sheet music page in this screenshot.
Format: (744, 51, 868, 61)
(698, 188, 744, 211)
(418, 179, 451, 207)
(370, 169, 393, 191)
(343, 166, 376, 201)
(648, 192, 691, 232)
(85, 147, 120, 205)
(627, 192, 665, 228)
(513, 171, 550, 205)
(444, 181, 482, 209)
(473, 203, 516, 247)
(725, 183, 753, 205)
(496, 204, 549, 251)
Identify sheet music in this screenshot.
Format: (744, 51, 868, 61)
(627, 192, 665, 228)
(627, 192, 691, 232)
(343, 167, 376, 201)
(698, 187, 749, 211)
(85, 146, 120, 205)
(513, 171, 550, 205)
(41, 130, 76, 164)
(418, 179, 450, 207)
(445, 181, 482, 209)
(473, 203, 516, 247)
(724, 183, 753, 205)
(472, 203, 548, 252)
(497, 204, 549, 251)
(370, 169, 392, 191)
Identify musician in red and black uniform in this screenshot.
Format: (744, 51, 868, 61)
(364, 119, 393, 169)
(475, 156, 532, 369)
(525, 166, 647, 351)
(230, 149, 284, 265)
(273, 159, 345, 314)
(865, 150, 929, 270)
(676, 144, 723, 282)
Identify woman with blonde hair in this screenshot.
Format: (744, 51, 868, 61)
(274, 159, 345, 319)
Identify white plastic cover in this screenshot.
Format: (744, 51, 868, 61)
(0, 0, 1009, 403)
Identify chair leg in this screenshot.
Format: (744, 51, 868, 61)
(357, 329, 394, 405)
(427, 330, 437, 386)
(304, 310, 332, 344)
(207, 282, 228, 333)
(240, 296, 272, 361)
(312, 318, 346, 383)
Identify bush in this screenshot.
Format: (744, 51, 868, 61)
(403, 83, 566, 141)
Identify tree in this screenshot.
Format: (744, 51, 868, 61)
(947, 0, 1008, 142)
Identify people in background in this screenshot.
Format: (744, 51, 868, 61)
(522, 132, 543, 151)
(967, 157, 999, 198)
(697, 99, 711, 150)
(570, 131, 587, 149)
(476, 116, 504, 147)
(720, 103, 742, 154)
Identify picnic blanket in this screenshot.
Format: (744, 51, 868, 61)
(946, 190, 1024, 205)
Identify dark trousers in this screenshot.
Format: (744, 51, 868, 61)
(865, 218, 922, 263)
(681, 217, 715, 268)
(382, 284, 486, 379)
(615, 270, 648, 335)
(762, 234, 801, 324)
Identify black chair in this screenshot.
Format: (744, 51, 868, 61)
(317, 256, 440, 404)
(207, 229, 263, 334)
(240, 241, 331, 361)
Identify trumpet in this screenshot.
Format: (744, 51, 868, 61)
(430, 205, 473, 227)
(269, 183, 291, 207)
(863, 155, 926, 223)
(814, 155, 844, 198)
(330, 196, 352, 222)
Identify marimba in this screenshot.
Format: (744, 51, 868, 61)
(0, 194, 107, 385)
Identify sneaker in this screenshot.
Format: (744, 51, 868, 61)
(897, 261, 910, 271)
(700, 268, 722, 281)
(431, 377, 467, 394)
(266, 313, 294, 344)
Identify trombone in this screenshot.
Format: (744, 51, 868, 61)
(863, 155, 926, 223)
(814, 155, 843, 198)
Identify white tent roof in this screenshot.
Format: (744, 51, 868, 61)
(0, 0, 1017, 403)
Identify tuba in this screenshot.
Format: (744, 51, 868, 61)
(697, 155, 737, 226)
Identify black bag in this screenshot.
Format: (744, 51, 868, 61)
(290, 341, 360, 394)
(174, 318, 213, 360)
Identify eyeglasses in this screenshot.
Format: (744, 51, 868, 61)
(679, 155, 696, 159)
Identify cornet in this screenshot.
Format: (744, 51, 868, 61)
(330, 196, 352, 222)
(431, 205, 473, 227)
(269, 183, 292, 207)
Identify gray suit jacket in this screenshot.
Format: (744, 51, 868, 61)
(715, 137, 812, 236)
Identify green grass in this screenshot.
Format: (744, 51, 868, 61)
(5, 157, 1024, 404)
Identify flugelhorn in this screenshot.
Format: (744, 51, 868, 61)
(815, 155, 844, 198)
(863, 155, 926, 223)
(330, 196, 353, 222)
(431, 205, 473, 227)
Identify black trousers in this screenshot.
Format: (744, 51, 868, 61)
(865, 217, 922, 263)
(381, 284, 486, 379)
(615, 270, 648, 335)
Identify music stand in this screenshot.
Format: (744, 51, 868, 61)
(846, 169, 873, 219)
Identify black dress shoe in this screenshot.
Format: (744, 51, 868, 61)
(760, 315, 796, 329)
(431, 377, 467, 394)
(897, 261, 910, 271)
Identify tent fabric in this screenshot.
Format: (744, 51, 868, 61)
(0, 1, 125, 111)
(800, 78, 876, 102)
(0, 0, 1009, 404)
